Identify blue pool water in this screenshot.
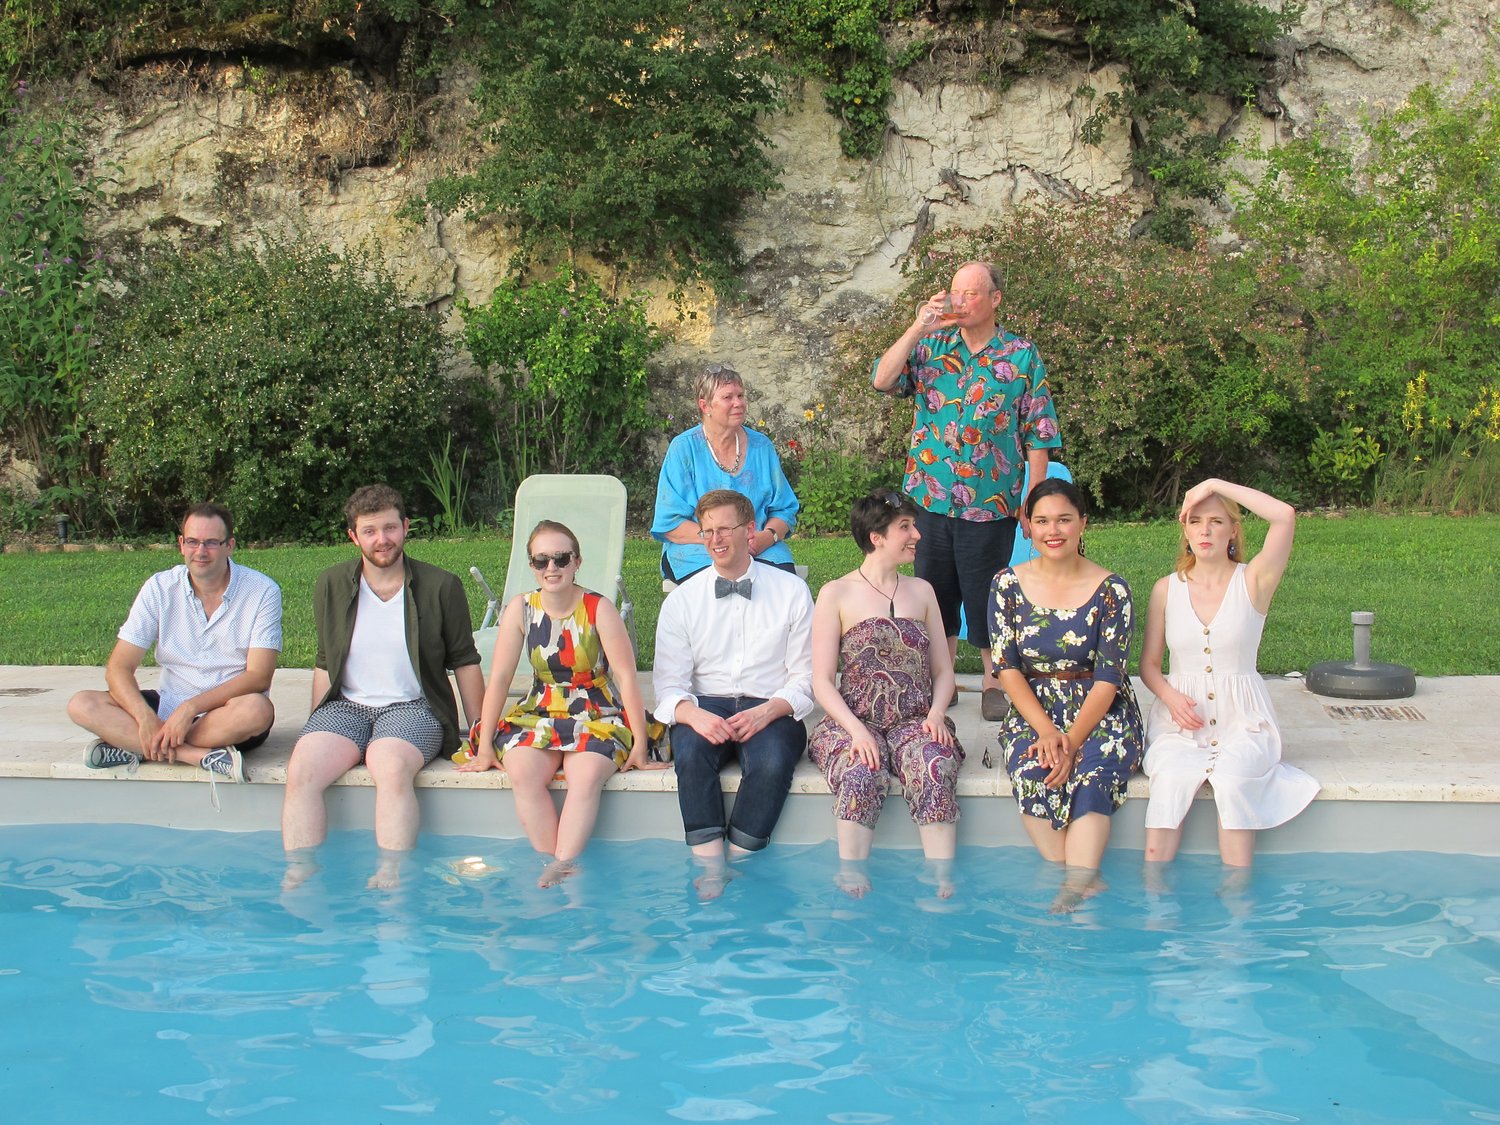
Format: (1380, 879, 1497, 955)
(2, 825, 1498, 1123)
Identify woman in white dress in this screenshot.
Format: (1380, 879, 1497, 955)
(1140, 479, 1318, 869)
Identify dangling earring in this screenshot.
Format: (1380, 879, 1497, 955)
(1228, 541, 1238, 559)
(1186, 544, 1194, 555)
(1077, 535, 1086, 557)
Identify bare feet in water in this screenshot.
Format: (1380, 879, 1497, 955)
(281, 851, 319, 892)
(538, 857, 578, 888)
(367, 849, 407, 890)
(693, 861, 739, 901)
(1050, 870, 1106, 914)
(835, 863, 872, 899)
(921, 858, 956, 900)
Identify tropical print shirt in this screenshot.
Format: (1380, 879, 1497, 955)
(875, 326, 1062, 521)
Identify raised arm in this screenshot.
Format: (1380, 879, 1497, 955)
(1180, 478, 1295, 613)
(871, 290, 948, 393)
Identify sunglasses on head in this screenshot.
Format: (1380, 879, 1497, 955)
(529, 550, 576, 570)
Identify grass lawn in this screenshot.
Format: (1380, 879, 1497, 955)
(3, 513, 1495, 676)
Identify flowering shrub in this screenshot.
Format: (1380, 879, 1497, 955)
(827, 196, 1311, 513)
(764, 402, 889, 535)
(88, 240, 456, 538)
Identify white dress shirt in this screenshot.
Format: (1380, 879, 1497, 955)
(652, 560, 814, 724)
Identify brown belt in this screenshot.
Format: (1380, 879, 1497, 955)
(1030, 668, 1094, 681)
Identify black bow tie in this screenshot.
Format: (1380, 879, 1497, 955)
(715, 576, 753, 600)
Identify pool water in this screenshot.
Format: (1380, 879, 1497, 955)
(2, 825, 1498, 1123)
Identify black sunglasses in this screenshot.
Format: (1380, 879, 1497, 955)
(529, 550, 576, 570)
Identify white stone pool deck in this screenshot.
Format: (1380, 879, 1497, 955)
(2, 665, 1496, 855)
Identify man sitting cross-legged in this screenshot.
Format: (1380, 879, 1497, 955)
(281, 484, 483, 891)
(68, 502, 281, 800)
(653, 488, 814, 899)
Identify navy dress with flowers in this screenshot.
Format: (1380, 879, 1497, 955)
(989, 569, 1144, 828)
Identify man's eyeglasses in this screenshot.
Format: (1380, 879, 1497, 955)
(181, 538, 228, 550)
(529, 551, 576, 570)
(697, 521, 748, 541)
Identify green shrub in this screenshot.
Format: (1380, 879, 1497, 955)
(766, 402, 890, 535)
(0, 82, 108, 528)
(1236, 78, 1500, 509)
(459, 271, 663, 512)
(410, 0, 780, 291)
(87, 239, 457, 539)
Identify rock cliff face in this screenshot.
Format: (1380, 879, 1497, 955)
(83, 2, 1495, 416)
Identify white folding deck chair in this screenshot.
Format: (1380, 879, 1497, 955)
(471, 474, 634, 678)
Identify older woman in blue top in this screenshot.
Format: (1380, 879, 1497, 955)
(652, 364, 800, 583)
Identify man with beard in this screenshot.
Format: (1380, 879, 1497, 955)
(872, 260, 1063, 721)
(281, 484, 483, 889)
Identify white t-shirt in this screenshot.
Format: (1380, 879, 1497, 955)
(339, 577, 422, 707)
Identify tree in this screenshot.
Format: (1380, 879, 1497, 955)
(412, 0, 781, 290)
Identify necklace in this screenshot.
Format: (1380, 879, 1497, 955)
(705, 427, 743, 475)
(858, 567, 898, 617)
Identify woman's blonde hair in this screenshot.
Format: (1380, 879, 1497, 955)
(1174, 493, 1246, 577)
(694, 364, 744, 410)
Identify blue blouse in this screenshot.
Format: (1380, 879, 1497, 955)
(651, 425, 799, 578)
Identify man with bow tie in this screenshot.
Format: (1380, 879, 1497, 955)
(653, 489, 814, 896)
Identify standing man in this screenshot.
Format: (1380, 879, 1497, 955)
(281, 484, 483, 890)
(68, 502, 280, 793)
(653, 489, 814, 899)
(872, 260, 1063, 720)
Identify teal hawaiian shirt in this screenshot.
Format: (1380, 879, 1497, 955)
(874, 326, 1062, 521)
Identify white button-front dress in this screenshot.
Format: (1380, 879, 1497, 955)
(1143, 565, 1319, 831)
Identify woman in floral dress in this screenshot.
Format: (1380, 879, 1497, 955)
(459, 520, 660, 886)
(990, 478, 1143, 909)
(809, 490, 963, 898)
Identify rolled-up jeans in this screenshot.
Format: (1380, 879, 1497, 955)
(672, 695, 807, 851)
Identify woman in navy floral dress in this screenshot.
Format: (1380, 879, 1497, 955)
(989, 478, 1143, 909)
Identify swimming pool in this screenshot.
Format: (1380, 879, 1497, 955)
(2, 825, 1497, 1122)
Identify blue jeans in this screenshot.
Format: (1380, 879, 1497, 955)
(672, 696, 807, 851)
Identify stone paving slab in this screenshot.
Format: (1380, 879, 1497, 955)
(4, 664, 1495, 805)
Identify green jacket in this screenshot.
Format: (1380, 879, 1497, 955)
(312, 554, 481, 751)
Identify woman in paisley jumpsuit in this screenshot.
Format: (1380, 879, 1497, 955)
(809, 490, 963, 897)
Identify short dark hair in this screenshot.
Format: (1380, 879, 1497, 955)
(1023, 476, 1088, 520)
(344, 484, 406, 530)
(181, 502, 233, 539)
(850, 488, 919, 554)
(695, 489, 754, 526)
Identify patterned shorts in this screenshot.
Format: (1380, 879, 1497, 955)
(298, 698, 446, 765)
